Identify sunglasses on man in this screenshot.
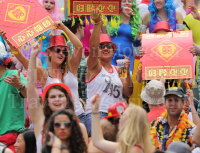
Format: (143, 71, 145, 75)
(99, 43, 114, 50)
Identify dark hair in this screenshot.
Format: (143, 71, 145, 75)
(43, 85, 74, 124)
(18, 129, 36, 153)
(66, 21, 81, 34)
(44, 109, 87, 153)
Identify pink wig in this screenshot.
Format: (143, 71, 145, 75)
(38, 0, 62, 21)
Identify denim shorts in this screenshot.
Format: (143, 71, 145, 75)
(86, 112, 108, 137)
(78, 112, 86, 126)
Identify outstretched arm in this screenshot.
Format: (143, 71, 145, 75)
(91, 94, 119, 153)
(54, 21, 83, 72)
(87, 9, 101, 71)
(28, 41, 45, 139)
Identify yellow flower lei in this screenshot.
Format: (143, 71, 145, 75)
(150, 110, 188, 149)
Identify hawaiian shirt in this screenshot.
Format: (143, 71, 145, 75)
(67, 41, 87, 102)
(150, 110, 196, 151)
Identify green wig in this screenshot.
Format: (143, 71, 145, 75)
(106, 0, 142, 41)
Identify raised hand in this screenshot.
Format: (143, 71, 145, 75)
(140, 50, 145, 58)
(47, 132, 62, 148)
(124, 56, 130, 69)
(30, 41, 42, 57)
(54, 21, 66, 30)
(189, 45, 196, 56)
(91, 9, 101, 23)
(91, 93, 100, 113)
(0, 29, 18, 52)
(186, 89, 194, 105)
(4, 69, 23, 90)
(122, 7, 135, 18)
(189, 5, 200, 20)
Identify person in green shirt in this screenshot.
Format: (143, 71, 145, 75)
(0, 36, 27, 152)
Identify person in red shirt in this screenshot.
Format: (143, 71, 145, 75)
(141, 80, 165, 124)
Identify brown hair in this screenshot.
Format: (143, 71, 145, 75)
(47, 47, 69, 83)
(44, 109, 87, 153)
(43, 85, 74, 124)
(100, 119, 118, 142)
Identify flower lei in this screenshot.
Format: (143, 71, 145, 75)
(150, 110, 188, 150)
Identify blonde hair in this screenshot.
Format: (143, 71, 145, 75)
(117, 104, 153, 153)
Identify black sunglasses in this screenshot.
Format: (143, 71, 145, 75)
(54, 48, 68, 56)
(54, 122, 72, 129)
(99, 43, 114, 50)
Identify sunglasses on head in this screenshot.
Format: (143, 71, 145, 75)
(54, 48, 68, 56)
(99, 43, 114, 50)
(54, 121, 72, 129)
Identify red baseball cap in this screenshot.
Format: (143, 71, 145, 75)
(103, 102, 127, 119)
(42, 79, 72, 103)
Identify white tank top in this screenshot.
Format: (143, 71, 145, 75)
(85, 65, 123, 114)
(44, 70, 84, 116)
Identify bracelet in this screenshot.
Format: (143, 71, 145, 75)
(192, 112, 198, 114)
(94, 21, 101, 25)
(92, 112, 99, 114)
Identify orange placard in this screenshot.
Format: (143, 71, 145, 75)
(69, 0, 121, 16)
(141, 31, 194, 80)
(0, 0, 55, 48)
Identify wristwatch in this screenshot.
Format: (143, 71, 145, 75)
(18, 84, 25, 92)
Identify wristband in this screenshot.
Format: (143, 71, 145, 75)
(94, 21, 101, 25)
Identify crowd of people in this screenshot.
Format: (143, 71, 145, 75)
(0, 0, 200, 153)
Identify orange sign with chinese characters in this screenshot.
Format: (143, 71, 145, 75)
(0, 0, 55, 48)
(141, 31, 194, 80)
(69, 0, 121, 15)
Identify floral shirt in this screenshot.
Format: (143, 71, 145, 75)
(150, 110, 196, 151)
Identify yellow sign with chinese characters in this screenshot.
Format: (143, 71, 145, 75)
(69, 0, 121, 15)
(5, 3, 30, 24)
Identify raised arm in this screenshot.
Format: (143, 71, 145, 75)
(28, 41, 45, 139)
(193, 118, 200, 147)
(176, 11, 184, 24)
(142, 12, 150, 28)
(91, 93, 119, 153)
(54, 21, 83, 72)
(87, 9, 101, 71)
(0, 30, 46, 86)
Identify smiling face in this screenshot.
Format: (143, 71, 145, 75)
(43, 0, 55, 14)
(14, 134, 25, 153)
(164, 94, 184, 118)
(48, 46, 68, 66)
(48, 89, 67, 112)
(121, 0, 132, 9)
(154, 0, 165, 10)
(54, 114, 72, 141)
(98, 43, 115, 62)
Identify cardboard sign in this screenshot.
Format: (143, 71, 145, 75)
(0, 0, 55, 48)
(142, 31, 194, 80)
(68, 0, 121, 16)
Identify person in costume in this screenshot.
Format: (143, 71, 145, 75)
(86, 9, 133, 137)
(42, 110, 87, 153)
(91, 93, 153, 153)
(106, 0, 142, 71)
(26, 41, 88, 153)
(0, 36, 27, 153)
(143, 0, 184, 33)
(150, 87, 196, 151)
(37, 0, 63, 68)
